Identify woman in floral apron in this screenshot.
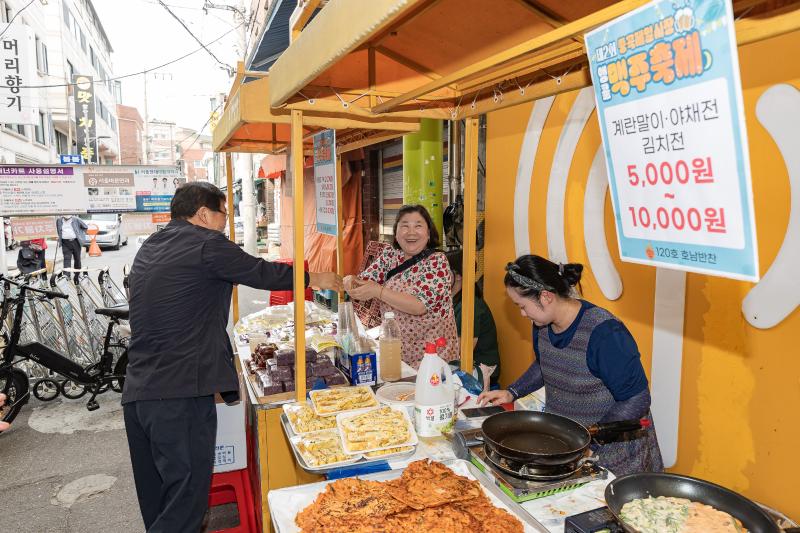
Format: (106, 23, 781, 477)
(344, 205, 458, 369)
(477, 255, 663, 476)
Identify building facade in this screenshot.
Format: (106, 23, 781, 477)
(117, 103, 143, 164)
(0, 0, 119, 165)
(147, 119, 212, 181)
(147, 119, 176, 166)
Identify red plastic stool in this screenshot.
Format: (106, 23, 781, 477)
(269, 259, 313, 306)
(207, 469, 257, 533)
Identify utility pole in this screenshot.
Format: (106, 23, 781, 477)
(143, 69, 150, 164)
(204, 0, 256, 255)
(236, 0, 257, 256)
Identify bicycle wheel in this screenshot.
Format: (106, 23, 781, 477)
(1, 369, 29, 424)
(111, 350, 127, 393)
(33, 378, 60, 401)
(60, 379, 87, 399)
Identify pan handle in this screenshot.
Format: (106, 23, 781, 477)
(588, 418, 650, 436)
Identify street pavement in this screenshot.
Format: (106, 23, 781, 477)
(1, 240, 273, 532)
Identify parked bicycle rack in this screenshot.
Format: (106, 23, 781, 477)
(0, 265, 131, 401)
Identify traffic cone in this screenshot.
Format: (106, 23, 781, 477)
(87, 224, 102, 257)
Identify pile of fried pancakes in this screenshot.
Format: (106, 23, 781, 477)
(296, 460, 524, 532)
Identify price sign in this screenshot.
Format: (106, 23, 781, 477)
(585, 0, 758, 281)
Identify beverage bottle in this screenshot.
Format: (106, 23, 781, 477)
(413, 337, 455, 437)
(379, 311, 402, 381)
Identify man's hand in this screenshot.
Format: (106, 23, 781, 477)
(308, 272, 343, 292)
(0, 393, 10, 432)
(343, 275, 366, 292)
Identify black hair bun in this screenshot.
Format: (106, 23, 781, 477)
(561, 263, 583, 286)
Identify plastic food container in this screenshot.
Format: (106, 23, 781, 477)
(375, 382, 416, 419)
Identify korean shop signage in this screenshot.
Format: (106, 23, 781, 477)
(73, 75, 98, 164)
(312, 129, 338, 236)
(585, 0, 758, 281)
(0, 23, 37, 124)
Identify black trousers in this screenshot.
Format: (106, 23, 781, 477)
(61, 239, 82, 273)
(123, 396, 217, 533)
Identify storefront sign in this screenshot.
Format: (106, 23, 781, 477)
(585, 0, 758, 281)
(0, 24, 37, 125)
(73, 75, 98, 164)
(0, 166, 87, 215)
(312, 129, 338, 236)
(10, 216, 57, 240)
(0, 165, 183, 215)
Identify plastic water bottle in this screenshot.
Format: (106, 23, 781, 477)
(379, 312, 402, 382)
(414, 337, 455, 437)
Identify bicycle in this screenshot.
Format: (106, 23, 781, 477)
(0, 274, 129, 425)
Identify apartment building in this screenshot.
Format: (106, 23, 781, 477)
(0, 0, 119, 164)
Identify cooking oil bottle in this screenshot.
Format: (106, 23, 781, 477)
(414, 337, 455, 437)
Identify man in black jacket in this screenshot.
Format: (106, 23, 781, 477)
(123, 182, 341, 532)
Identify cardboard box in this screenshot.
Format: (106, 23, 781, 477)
(213, 397, 247, 473)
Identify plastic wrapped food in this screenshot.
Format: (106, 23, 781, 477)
(275, 348, 295, 366)
(310, 361, 337, 377)
(257, 370, 283, 396)
(324, 373, 348, 386)
(272, 365, 293, 382)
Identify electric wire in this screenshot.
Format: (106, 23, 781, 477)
(18, 23, 241, 89)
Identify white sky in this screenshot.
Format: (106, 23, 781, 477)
(92, 0, 245, 135)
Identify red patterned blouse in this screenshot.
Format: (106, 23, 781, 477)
(359, 247, 459, 369)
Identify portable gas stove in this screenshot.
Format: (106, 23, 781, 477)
(454, 428, 608, 503)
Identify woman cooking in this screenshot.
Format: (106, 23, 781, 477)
(344, 205, 458, 368)
(478, 255, 663, 475)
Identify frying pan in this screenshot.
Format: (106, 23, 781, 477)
(481, 410, 646, 466)
(605, 473, 780, 533)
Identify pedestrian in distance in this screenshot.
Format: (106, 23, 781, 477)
(16, 240, 45, 274)
(122, 181, 343, 533)
(56, 214, 88, 281)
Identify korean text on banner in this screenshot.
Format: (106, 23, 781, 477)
(133, 166, 184, 212)
(313, 129, 338, 236)
(0, 166, 88, 216)
(10, 216, 57, 240)
(0, 23, 37, 125)
(0, 165, 185, 216)
(585, 0, 758, 281)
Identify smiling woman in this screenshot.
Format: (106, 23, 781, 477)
(344, 205, 459, 369)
